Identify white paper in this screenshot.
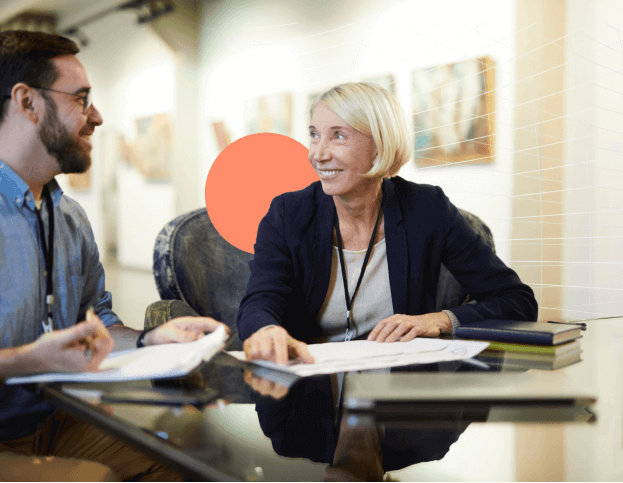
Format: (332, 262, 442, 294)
(5, 325, 228, 385)
(228, 337, 489, 377)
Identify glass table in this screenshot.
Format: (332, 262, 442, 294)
(37, 317, 621, 481)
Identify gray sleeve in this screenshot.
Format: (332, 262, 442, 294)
(442, 309, 460, 334)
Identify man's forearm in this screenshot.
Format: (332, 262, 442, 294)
(0, 345, 31, 375)
(108, 325, 141, 352)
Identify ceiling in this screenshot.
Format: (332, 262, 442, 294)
(0, 0, 127, 30)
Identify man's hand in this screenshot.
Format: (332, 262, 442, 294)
(243, 326, 314, 365)
(367, 312, 452, 342)
(144, 317, 230, 346)
(25, 315, 114, 372)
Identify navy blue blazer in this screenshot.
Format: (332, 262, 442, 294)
(237, 176, 537, 342)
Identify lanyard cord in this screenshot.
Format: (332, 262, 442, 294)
(334, 196, 383, 342)
(34, 185, 55, 333)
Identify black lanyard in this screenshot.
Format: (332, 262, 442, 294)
(34, 185, 55, 334)
(334, 197, 383, 341)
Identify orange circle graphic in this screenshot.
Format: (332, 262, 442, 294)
(205, 133, 317, 254)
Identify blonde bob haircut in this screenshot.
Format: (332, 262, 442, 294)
(310, 82, 413, 179)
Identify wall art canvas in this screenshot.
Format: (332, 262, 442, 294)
(68, 171, 90, 190)
(362, 73, 396, 94)
(118, 113, 174, 181)
(212, 121, 232, 153)
(245, 93, 293, 136)
(412, 56, 494, 166)
(308, 90, 325, 120)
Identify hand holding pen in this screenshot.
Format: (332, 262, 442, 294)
(74, 307, 115, 370)
(24, 310, 114, 373)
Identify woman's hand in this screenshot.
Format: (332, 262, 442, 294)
(243, 326, 314, 365)
(367, 312, 452, 342)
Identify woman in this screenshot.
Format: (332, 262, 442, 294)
(237, 82, 537, 364)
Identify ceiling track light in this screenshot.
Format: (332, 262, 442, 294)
(60, 0, 175, 46)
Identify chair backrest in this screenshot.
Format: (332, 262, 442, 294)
(153, 209, 253, 350)
(434, 208, 496, 312)
(153, 207, 495, 344)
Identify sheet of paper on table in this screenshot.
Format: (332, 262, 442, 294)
(5, 325, 228, 385)
(227, 337, 489, 377)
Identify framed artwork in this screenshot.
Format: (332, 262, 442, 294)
(118, 113, 174, 181)
(68, 172, 90, 190)
(245, 93, 293, 136)
(362, 73, 397, 94)
(412, 56, 495, 166)
(212, 121, 231, 153)
(308, 90, 325, 120)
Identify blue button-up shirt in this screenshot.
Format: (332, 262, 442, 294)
(0, 161, 122, 440)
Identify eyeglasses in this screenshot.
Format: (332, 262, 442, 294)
(2, 85, 92, 114)
(29, 85, 92, 114)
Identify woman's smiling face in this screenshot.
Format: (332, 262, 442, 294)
(308, 102, 378, 199)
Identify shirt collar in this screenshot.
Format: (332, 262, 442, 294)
(0, 161, 63, 210)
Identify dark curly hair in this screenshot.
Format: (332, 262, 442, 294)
(0, 30, 79, 126)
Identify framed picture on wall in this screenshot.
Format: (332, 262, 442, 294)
(307, 90, 326, 120)
(362, 73, 397, 94)
(212, 121, 232, 153)
(118, 114, 174, 181)
(68, 172, 90, 190)
(245, 93, 293, 137)
(412, 56, 495, 166)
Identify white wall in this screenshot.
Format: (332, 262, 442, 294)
(198, 0, 516, 263)
(58, 10, 176, 269)
(563, 0, 623, 320)
(564, 1, 623, 480)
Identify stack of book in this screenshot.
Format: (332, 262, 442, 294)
(455, 320, 583, 370)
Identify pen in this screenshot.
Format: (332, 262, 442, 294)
(547, 320, 587, 331)
(82, 307, 95, 360)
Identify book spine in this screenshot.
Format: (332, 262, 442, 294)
(455, 329, 552, 345)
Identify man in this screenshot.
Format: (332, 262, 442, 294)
(0, 30, 226, 480)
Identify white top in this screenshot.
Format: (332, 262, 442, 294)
(315, 238, 394, 342)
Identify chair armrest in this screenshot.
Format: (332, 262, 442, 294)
(144, 300, 200, 330)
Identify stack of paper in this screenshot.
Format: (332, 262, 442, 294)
(5, 325, 228, 384)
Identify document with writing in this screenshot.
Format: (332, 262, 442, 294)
(228, 338, 489, 377)
(5, 325, 228, 385)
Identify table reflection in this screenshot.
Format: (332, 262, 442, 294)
(243, 358, 498, 480)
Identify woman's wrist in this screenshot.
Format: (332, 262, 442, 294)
(435, 311, 454, 333)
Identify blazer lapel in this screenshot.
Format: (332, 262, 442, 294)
(383, 178, 409, 315)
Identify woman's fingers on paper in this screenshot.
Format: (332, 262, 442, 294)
(258, 331, 275, 360)
(272, 333, 288, 365)
(369, 318, 398, 342)
(368, 316, 398, 341)
(243, 331, 273, 361)
(399, 326, 419, 342)
(369, 315, 423, 342)
(289, 339, 314, 364)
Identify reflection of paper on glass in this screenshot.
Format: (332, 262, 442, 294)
(5, 326, 228, 385)
(227, 338, 489, 377)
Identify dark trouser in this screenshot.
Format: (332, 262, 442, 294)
(0, 410, 182, 482)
